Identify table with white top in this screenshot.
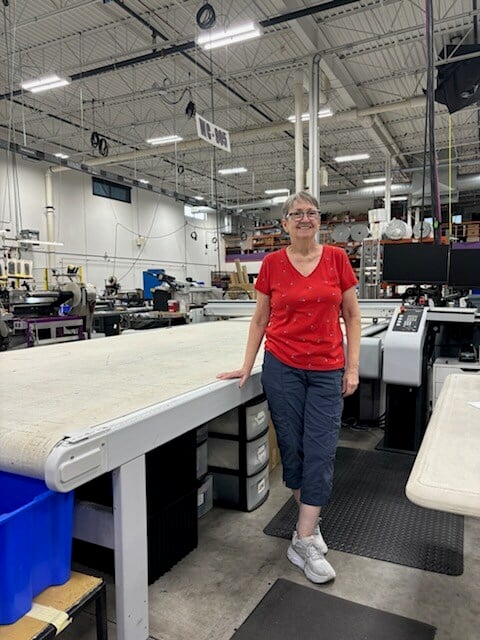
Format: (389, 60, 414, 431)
(406, 373, 480, 518)
(1, 320, 264, 640)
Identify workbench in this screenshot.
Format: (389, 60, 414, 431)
(406, 373, 480, 517)
(1, 320, 264, 640)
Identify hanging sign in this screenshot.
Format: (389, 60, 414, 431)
(195, 114, 231, 152)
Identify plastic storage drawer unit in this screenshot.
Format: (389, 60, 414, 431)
(0, 471, 74, 624)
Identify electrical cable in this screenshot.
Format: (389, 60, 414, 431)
(196, 3, 216, 30)
(425, 0, 442, 242)
(448, 114, 452, 238)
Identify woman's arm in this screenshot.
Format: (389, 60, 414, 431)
(341, 286, 362, 397)
(217, 291, 271, 387)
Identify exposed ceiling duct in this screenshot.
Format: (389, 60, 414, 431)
(233, 174, 479, 210)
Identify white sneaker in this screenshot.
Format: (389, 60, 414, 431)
(287, 532, 336, 584)
(313, 524, 328, 555)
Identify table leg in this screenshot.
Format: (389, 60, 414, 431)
(112, 456, 149, 640)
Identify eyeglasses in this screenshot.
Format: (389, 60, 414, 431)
(286, 209, 321, 221)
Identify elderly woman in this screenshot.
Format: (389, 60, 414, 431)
(218, 191, 361, 584)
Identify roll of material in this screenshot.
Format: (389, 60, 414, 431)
(331, 223, 351, 243)
(413, 220, 433, 239)
(61, 282, 82, 307)
(350, 223, 370, 242)
(384, 218, 412, 240)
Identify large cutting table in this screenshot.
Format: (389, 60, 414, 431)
(406, 373, 480, 518)
(1, 320, 264, 640)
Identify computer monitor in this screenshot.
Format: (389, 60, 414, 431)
(448, 248, 480, 288)
(382, 243, 449, 285)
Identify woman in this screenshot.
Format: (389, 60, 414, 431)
(218, 191, 361, 584)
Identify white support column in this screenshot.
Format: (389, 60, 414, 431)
(308, 54, 321, 201)
(294, 70, 304, 193)
(113, 456, 149, 640)
(384, 155, 392, 223)
(44, 169, 55, 272)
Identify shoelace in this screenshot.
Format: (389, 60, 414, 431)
(306, 543, 324, 561)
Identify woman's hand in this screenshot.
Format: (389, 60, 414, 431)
(342, 368, 359, 397)
(217, 367, 252, 388)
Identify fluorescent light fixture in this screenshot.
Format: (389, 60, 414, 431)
(19, 239, 64, 246)
(197, 22, 261, 50)
(387, 196, 409, 202)
(146, 135, 183, 145)
(334, 153, 370, 162)
(287, 107, 333, 123)
(265, 188, 290, 195)
(54, 152, 69, 159)
(22, 74, 70, 92)
(139, 179, 150, 184)
(194, 196, 204, 200)
(363, 176, 386, 184)
(218, 167, 247, 175)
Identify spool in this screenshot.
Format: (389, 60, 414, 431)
(350, 223, 370, 242)
(331, 223, 351, 243)
(384, 219, 412, 240)
(413, 220, 433, 239)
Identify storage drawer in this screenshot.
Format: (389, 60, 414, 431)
(208, 431, 269, 476)
(205, 397, 269, 441)
(211, 466, 269, 512)
(197, 474, 213, 518)
(244, 399, 269, 440)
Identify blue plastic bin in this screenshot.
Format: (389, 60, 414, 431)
(0, 471, 74, 624)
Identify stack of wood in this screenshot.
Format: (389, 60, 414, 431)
(227, 260, 256, 299)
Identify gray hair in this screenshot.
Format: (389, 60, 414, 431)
(281, 191, 320, 218)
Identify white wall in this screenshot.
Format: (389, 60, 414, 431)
(1, 152, 221, 293)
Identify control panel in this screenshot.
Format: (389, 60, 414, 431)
(383, 306, 428, 386)
(392, 307, 424, 333)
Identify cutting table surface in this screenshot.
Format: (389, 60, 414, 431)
(1, 319, 261, 478)
(406, 373, 480, 517)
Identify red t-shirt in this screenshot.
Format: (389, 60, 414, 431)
(255, 245, 358, 370)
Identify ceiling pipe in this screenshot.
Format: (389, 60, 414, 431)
(232, 174, 480, 208)
(50, 94, 428, 172)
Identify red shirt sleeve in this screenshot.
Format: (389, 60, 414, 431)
(336, 248, 358, 291)
(254, 254, 272, 295)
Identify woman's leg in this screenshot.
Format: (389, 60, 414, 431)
(301, 369, 344, 508)
(261, 353, 306, 493)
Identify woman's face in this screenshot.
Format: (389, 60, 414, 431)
(282, 199, 321, 238)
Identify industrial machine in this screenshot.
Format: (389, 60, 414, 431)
(1, 265, 96, 348)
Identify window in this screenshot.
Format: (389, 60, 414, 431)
(92, 177, 131, 203)
(184, 205, 207, 221)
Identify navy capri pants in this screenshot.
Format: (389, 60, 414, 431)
(261, 351, 344, 506)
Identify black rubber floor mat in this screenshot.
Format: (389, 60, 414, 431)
(230, 579, 436, 640)
(263, 447, 463, 575)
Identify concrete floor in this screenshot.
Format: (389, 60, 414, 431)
(63, 426, 480, 640)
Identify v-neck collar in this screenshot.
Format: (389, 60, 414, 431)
(284, 245, 325, 278)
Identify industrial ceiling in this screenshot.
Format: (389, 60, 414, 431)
(1, 0, 479, 215)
